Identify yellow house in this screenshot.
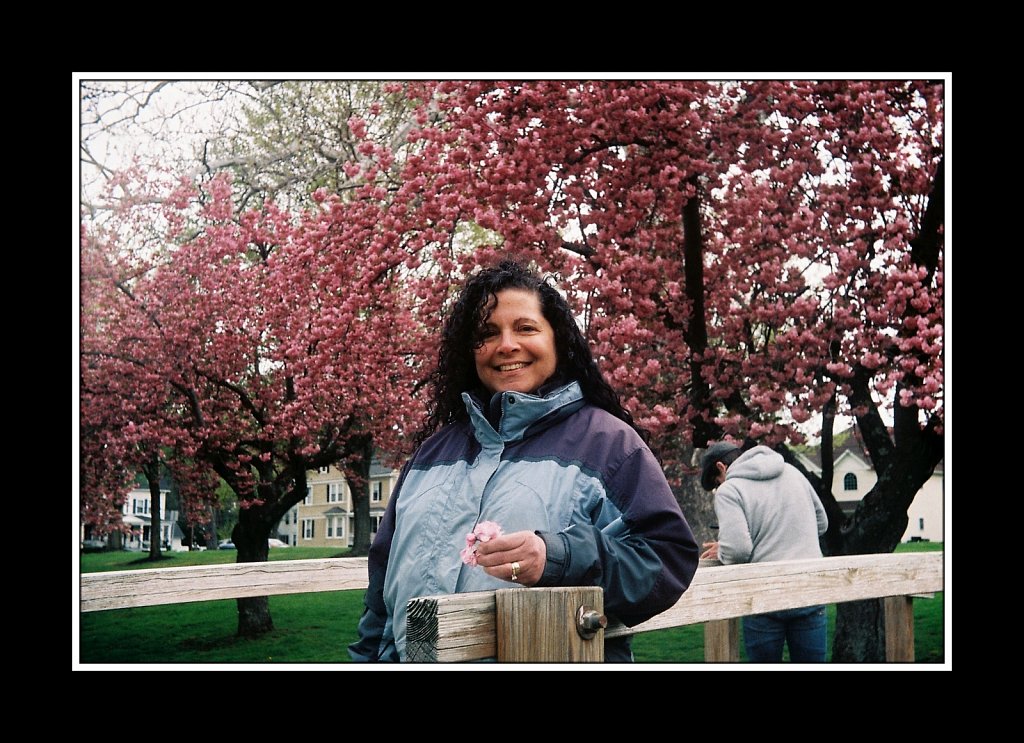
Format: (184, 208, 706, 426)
(276, 460, 401, 548)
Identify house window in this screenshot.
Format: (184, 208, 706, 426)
(329, 482, 345, 503)
(318, 466, 330, 474)
(372, 516, 382, 533)
(304, 486, 312, 505)
(327, 516, 345, 539)
(283, 513, 289, 525)
(843, 473, 858, 491)
(303, 519, 315, 539)
(919, 518, 925, 530)
(371, 481, 383, 503)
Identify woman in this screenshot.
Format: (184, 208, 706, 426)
(349, 260, 699, 662)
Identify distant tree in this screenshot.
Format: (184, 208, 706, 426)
(80, 80, 242, 213)
(81, 203, 176, 553)
(80, 80, 434, 214)
(203, 80, 433, 210)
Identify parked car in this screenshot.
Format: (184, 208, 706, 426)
(218, 538, 289, 549)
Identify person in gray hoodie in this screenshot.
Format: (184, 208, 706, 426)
(699, 442, 829, 662)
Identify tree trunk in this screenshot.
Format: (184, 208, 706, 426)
(833, 599, 886, 662)
(232, 507, 273, 636)
(666, 454, 717, 546)
(206, 502, 219, 550)
(236, 595, 273, 637)
(346, 434, 374, 557)
(816, 392, 848, 557)
(830, 156, 944, 661)
(681, 177, 714, 447)
(143, 458, 163, 561)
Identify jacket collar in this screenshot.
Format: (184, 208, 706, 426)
(462, 380, 585, 445)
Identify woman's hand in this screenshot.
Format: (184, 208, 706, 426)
(700, 541, 719, 560)
(476, 531, 547, 586)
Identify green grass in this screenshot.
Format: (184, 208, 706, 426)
(78, 543, 945, 664)
(894, 540, 944, 552)
(79, 591, 364, 663)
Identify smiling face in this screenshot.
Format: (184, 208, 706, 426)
(474, 288, 558, 396)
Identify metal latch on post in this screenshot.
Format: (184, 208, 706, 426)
(575, 604, 607, 640)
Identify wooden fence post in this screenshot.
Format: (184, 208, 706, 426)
(884, 595, 915, 662)
(495, 587, 604, 662)
(704, 618, 740, 662)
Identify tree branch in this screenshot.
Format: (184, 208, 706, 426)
(848, 364, 894, 473)
(205, 374, 267, 428)
(682, 176, 714, 446)
(559, 240, 595, 259)
(910, 156, 944, 282)
(566, 137, 655, 165)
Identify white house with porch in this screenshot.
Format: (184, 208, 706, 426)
(115, 483, 185, 551)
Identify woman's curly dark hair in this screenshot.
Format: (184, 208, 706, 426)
(417, 259, 649, 447)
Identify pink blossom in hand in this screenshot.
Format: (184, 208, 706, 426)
(460, 520, 504, 565)
(473, 521, 503, 543)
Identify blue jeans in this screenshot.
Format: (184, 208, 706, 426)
(743, 605, 827, 663)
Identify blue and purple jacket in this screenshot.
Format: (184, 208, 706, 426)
(349, 380, 699, 662)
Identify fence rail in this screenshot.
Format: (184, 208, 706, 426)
(80, 557, 369, 612)
(80, 551, 942, 662)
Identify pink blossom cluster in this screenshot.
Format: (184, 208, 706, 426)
(459, 521, 503, 566)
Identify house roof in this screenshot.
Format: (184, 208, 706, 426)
(324, 506, 347, 515)
(808, 426, 871, 464)
(834, 449, 872, 471)
(797, 424, 944, 475)
(370, 459, 398, 477)
(306, 456, 400, 479)
(133, 473, 174, 491)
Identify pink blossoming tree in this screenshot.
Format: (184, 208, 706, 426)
(81, 170, 433, 635)
(392, 80, 943, 661)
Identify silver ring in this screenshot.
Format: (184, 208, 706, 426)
(511, 561, 521, 581)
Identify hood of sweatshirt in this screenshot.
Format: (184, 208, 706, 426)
(725, 445, 785, 482)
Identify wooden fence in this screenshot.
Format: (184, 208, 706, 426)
(80, 551, 942, 662)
